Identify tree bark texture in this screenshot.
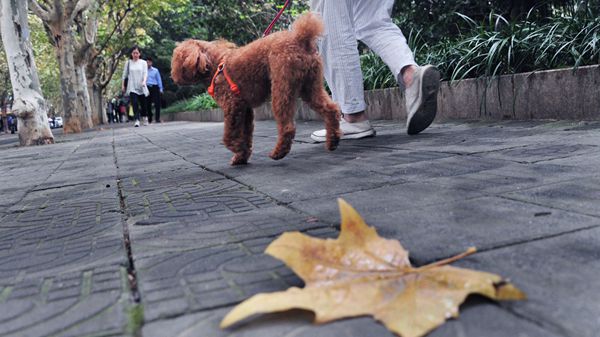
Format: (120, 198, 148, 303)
(0, 0, 54, 145)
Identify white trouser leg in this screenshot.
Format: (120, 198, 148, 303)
(354, 0, 416, 89)
(310, 0, 366, 114)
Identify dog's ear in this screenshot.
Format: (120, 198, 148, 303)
(171, 40, 212, 85)
(196, 52, 211, 74)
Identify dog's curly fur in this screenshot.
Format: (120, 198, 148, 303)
(171, 13, 341, 165)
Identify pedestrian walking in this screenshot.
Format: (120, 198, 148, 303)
(145, 57, 164, 123)
(309, 0, 440, 142)
(106, 100, 114, 124)
(122, 46, 149, 127)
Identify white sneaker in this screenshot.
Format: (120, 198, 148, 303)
(134, 120, 140, 127)
(143, 117, 149, 126)
(311, 118, 375, 143)
(405, 65, 440, 135)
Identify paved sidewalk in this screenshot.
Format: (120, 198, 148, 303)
(1, 120, 600, 337)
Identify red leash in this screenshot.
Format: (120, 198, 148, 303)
(263, 0, 292, 37)
(209, 1, 291, 98)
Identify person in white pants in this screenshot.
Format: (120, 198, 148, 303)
(310, 0, 440, 142)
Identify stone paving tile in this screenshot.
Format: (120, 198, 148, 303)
(0, 169, 125, 282)
(423, 161, 593, 195)
(3, 120, 600, 337)
(142, 300, 560, 337)
(360, 196, 600, 264)
(134, 226, 337, 323)
(128, 120, 600, 337)
(0, 265, 130, 337)
(451, 227, 600, 337)
(0, 130, 133, 337)
(129, 207, 332, 257)
(142, 224, 600, 337)
(502, 177, 600, 217)
(290, 181, 485, 224)
(474, 143, 600, 164)
(122, 175, 275, 221)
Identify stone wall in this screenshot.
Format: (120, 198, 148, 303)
(166, 65, 600, 122)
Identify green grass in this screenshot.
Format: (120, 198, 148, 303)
(127, 304, 144, 336)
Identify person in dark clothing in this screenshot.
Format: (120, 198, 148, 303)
(145, 57, 164, 123)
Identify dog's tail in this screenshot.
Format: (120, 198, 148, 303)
(292, 12, 324, 51)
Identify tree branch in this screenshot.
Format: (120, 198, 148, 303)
(70, 0, 94, 22)
(97, 1, 133, 55)
(99, 51, 123, 89)
(28, 0, 52, 22)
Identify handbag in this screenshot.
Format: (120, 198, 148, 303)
(142, 84, 150, 97)
(123, 60, 130, 93)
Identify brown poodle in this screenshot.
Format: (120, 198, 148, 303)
(171, 13, 341, 165)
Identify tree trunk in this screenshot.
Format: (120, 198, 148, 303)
(92, 83, 106, 125)
(75, 64, 93, 128)
(54, 29, 84, 133)
(30, 0, 96, 134)
(0, 0, 53, 145)
(88, 80, 98, 125)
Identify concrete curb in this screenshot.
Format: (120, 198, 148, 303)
(166, 65, 600, 122)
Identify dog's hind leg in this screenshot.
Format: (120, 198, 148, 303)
(269, 80, 297, 160)
(301, 79, 341, 151)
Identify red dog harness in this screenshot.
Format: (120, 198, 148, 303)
(207, 62, 240, 98)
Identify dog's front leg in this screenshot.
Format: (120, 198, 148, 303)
(223, 106, 253, 165)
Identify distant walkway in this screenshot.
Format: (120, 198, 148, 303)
(1, 120, 599, 337)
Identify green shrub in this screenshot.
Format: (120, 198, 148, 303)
(163, 92, 218, 114)
(361, 8, 600, 89)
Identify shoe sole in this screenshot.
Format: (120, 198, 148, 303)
(311, 129, 376, 143)
(407, 66, 440, 135)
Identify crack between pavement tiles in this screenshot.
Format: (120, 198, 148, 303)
(30, 181, 98, 192)
(123, 222, 337, 261)
(502, 302, 576, 337)
(112, 129, 144, 337)
(461, 224, 600, 260)
(496, 194, 600, 219)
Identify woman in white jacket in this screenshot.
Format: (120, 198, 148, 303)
(122, 46, 148, 127)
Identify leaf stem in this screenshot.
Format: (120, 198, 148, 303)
(415, 247, 477, 272)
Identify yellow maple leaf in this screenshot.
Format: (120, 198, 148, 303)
(221, 199, 526, 337)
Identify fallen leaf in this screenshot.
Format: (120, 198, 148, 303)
(221, 199, 525, 337)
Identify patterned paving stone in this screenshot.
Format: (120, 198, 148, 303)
(123, 177, 275, 221)
(2, 120, 600, 337)
(0, 131, 132, 337)
(131, 120, 600, 337)
(134, 227, 337, 323)
(130, 207, 333, 257)
(0, 265, 130, 337)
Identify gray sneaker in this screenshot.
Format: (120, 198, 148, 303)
(405, 65, 440, 135)
(311, 119, 375, 143)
